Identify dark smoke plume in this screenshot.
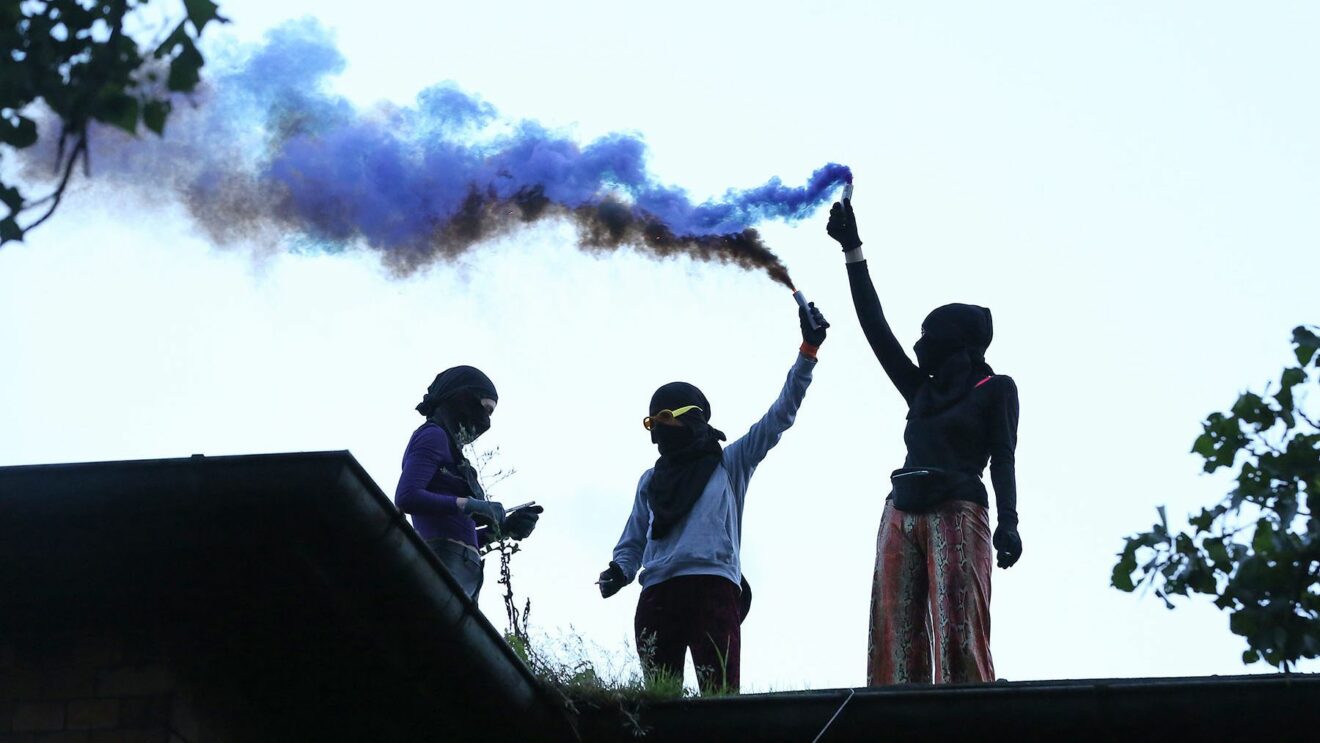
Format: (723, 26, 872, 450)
(28, 20, 851, 287)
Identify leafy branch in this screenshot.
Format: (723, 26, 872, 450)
(1113, 325, 1320, 670)
(1, 0, 227, 243)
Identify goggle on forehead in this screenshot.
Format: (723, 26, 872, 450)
(642, 405, 703, 431)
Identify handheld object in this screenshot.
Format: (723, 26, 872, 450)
(476, 501, 538, 533)
(793, 290, 819, 330)
(841, 175, 854, 205)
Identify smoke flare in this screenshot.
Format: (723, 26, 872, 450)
(28, 21, 850, 286)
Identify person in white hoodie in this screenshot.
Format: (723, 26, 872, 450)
(597, 303, 829, 694)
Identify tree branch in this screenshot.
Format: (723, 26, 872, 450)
(20, 133, 87, 235)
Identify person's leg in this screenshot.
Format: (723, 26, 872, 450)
(635, 580, 687, 688)
(686, 576, 743, 695)
(928, 500, 995, 683)
(868, 500, 933, 685)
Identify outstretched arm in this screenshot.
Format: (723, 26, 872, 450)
(827, 200, 926, 404)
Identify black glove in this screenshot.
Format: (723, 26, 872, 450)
(598, 561, 629, 598)
(826, 199, 862, 251)
(993, 524, 1022, 568)
(462, 498, 506, 533)
(799, 302, 829, 347)
(505, 504, 544, 540)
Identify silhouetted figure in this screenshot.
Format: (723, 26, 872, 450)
(597, 304, 830, 694)
(395, 366, 542, 601)
(826, 200, 1021, 685)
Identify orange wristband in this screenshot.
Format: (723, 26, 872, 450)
(799, 342, 819, 359)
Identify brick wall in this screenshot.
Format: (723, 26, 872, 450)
(0, 629, 217, 743)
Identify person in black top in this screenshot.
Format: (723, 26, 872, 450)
(826, 198, 1021, 685)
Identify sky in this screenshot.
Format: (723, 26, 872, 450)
(2, 1, 1317, 690)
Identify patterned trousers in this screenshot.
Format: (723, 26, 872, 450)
(867, 498, 995, 685)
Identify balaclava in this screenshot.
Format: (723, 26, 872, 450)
(416, 365, 499, 444)
(909, 303, 995, 418)
(645, 382, 727, 539)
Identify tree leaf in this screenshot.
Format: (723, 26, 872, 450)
(0, 215, 23, 243)
(143, 99, 171, 135)
(1293, 326, 1320, 367)
(0, 184, 23, 213)
(183, 0, 227, 33)
(94, 91, 140, 133)
(1, 115, 38, 148)
(167, 40, 204, 92)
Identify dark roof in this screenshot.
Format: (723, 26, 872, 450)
(0, 452, 574, 742)
(577, 673, 1320, 742)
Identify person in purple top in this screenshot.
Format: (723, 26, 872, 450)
(395, 365, 542, 601)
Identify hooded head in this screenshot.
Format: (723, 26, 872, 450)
(913, 303, 994, 376)
(416, 365, 499, 444)
(648, 382, 723, 454)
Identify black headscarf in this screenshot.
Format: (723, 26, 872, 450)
(414, 365, 499, 501)
(910, 303, 995, 418)
(646, 382, 727, 540)
(416, 365, 499, 444)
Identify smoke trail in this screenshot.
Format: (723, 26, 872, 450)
(31, 20, 850, 287)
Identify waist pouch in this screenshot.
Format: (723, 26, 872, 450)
(890, 467, 971, 513)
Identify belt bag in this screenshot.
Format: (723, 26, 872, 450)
(890, 466, 960, 513)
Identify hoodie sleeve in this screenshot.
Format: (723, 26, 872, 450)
(722, 352, 815, 495)
(394, 426, 465, 516)
(611, 471, 652, 582)
(846, 260, 926, 404)
(987, 376, 1020, 528)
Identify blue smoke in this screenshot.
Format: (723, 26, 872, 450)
(82, 20, 852, 282)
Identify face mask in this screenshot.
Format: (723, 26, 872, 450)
(434, 395, 492, 445)
(651, 424, 695, 455)
(914, 334, 959, 375)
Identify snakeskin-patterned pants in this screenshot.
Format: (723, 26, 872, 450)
(867, 498, 994, 685)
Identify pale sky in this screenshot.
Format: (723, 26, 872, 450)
(2, 1, 1317, 690)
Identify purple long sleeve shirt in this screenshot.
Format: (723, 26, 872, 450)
(394, 422, 479, 547)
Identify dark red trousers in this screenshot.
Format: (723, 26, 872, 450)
(634, 574, 742, 694)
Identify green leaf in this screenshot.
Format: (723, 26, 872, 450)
(183, 0, 226, 33)
(1205, 538, 1231, 571)
(0, 216, 23, 243)
(167, 40, 204, 93)
(155, 21, 191, 58)
(1293, 326, 1320, 367)
(0, 184, 22, 213)
(1251, 518, 1276, 556)
(94, 91, 140, 133)
(1, 115, 38, 148)
(143, 99, 171, 135)
(1243, 648, 1260, 664)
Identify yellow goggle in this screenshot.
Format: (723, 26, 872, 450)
(642, 405, 703, 431)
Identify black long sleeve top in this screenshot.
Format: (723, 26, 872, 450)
(846, 260, 1019, 527)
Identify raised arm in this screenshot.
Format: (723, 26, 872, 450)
(394, 426, 465, 517)
(827, 201, 926, 404)
(723, 352, 816, 486)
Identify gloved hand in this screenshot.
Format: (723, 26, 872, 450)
(505, 504, 544, 540)
(799, 302, 830, 347)
(598, 561, 629, 598)
(462, 498, 507, 532)
(993, 524, 1022, 568)
(826, 199, 862, 251)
